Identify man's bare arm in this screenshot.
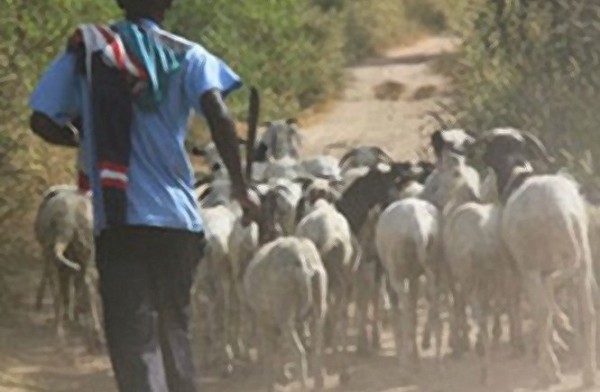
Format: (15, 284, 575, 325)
(200, 89, 246, 193)
(29, 112, 80, 148)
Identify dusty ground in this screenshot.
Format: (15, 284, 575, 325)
(302, 35, 457, 160)
(1, 36, 598, 392)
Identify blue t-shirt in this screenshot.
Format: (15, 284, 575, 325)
(29, 19, 242, 234)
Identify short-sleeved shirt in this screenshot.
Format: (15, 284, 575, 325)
(29, 19, 242, 234)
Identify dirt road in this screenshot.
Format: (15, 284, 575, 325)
(0, 36, 595, 392)
(302, 35, 456, 159)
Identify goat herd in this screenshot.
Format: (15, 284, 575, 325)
(33, 109, 600, 391)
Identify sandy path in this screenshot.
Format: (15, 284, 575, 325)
(302, 36, 457, 160)
(0, 36, 596, 392)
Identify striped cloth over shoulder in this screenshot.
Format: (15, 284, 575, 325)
(67, 21, 184, 111)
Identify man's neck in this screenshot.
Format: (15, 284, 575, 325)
(126, 13, 163, 26)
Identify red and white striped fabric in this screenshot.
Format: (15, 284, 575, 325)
(98, 161, 128, 190)
(78, 25, 148, 83)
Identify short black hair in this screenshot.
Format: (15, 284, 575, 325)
(116, 0, 174, 19)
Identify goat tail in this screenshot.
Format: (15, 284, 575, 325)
(547, 212, 589, 334)
(311, 271, 327, 321)
(417, 233, 432, 271)
(570, 208, 600, 309)
(298, 243, 327, 321)
(53, 242, 81, 271)
(297, 266, 315, 321)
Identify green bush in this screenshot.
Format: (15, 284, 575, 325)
(446, 0, 600, 184)
(168, 0, 345, 119)
(326, 0, 447, 63)
(0, 1, 116, 261)
(0, 0, 447, 275)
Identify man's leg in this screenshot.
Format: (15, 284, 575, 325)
(150, 229, 204, 392)
(96, 228, 168, 392)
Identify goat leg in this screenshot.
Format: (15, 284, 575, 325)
(35, 258, 51, 310)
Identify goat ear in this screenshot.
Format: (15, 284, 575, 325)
(431, 130, 445, 158)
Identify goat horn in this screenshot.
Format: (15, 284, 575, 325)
(468, 130, 496, 153)
(338, 148, 359, 168)
(369, 146, 395, 164)
(522, 130, 554, 165)
(427, 111, 449, 129)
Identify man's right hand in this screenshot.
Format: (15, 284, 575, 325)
(29, 112, 80, 148)
(232, 185, 261, 223)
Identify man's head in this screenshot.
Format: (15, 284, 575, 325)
(116, 0, 174, 22)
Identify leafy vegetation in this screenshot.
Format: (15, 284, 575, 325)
(444, 0, 600, 185)
(168, 0, 345, 120)
(0, 0, 445, 282)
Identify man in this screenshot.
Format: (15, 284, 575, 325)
(28, 1, 257, 391)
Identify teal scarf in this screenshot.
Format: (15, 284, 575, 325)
(112, 21, 183, 111)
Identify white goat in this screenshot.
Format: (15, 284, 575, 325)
(267, 178, 303, 235)
(258, 156, 301, 182)
(243, 236, 328, 392)
(225, 180, 303, 365)
(195, 203, 239, 372)
(421, 129, 480, 209)
(419, 142, 481, 352)
(337, 146, 395, 192)
(504, 174, 595, 386)
(477, 128, 596, 387)
(375, 198, 442, 372)
(421, 151, 480, 211)
(257, 119, 302, 160)
(34, 185, 102, 347)
(443, 201, 517, 383)
(296, 198, 358, 382)
(300, 155, 343, 181)
(338, 146, 393, 172)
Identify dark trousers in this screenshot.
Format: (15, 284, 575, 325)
(95, 226, 204, 392)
